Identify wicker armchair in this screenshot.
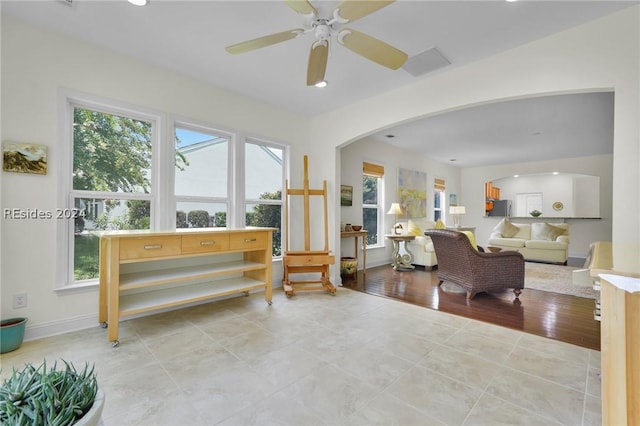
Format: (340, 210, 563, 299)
(425, 229, 525, 300)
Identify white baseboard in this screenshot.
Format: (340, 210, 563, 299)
(24, 314, 98, 342)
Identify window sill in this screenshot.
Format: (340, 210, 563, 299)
(55, 279, 99, 295)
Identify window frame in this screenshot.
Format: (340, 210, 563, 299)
(244, 137, 288, 258)
(57, 91, 162, 290)
(362, 173, 384, 248)
(173, 120, 235, 230)
(434, 177, 446, 221)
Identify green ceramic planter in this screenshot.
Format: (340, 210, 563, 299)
(0, 317, 28, 353)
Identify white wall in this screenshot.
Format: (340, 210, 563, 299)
(0, 16, 309, 337)
(339, 137, 460, 272)
(308, 6, 639, 282)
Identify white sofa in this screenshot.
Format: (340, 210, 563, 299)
(488, 219, 569, 264)
(397, 219, 438, 269)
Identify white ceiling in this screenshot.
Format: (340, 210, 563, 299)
(369, 91, 615, 167)
(2, 0, 630, 166)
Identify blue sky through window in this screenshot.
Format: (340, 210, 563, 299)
(176, 128, 212, 148)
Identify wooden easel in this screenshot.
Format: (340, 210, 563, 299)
(282, 155, 336, 297)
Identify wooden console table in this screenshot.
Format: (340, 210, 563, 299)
(340, 230, 367, 276)
(98, 228, 274, 346)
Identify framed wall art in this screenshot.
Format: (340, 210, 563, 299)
(398, 168, 427, 218)
(3, 142, 48, 175)
(340, 185, 353, 206)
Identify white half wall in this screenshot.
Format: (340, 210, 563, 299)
(464, 155, 613, 259)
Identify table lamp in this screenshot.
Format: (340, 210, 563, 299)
(449, 205, 466, 227)
(387, 202, 404, 234)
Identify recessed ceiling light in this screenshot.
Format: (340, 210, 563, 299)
(384, 134, 395, 138)
(553, 172, 559, 175)
(513, 174, 519, 178)
(128, 0, 148, 6)
(314, 80, 327, 88)
(449, 159, 456, 162)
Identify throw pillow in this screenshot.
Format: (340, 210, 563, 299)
(532, 223, 565, 241)
(407, 219, 422, 236)
(546, 224, 566, 241)
(493, 218, 520, 238)
(461, 231, 478, 251)
(503, 220, 520, 238)
(434, 219, 446, 229)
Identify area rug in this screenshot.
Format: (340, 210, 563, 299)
(525, 262, 598, 299)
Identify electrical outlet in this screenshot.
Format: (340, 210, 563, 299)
(13, 292, 27, 309)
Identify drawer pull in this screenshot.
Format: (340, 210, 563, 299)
(200, 240, 216, 246)
(144, 244, 163, 250)
(244, 238, 257, 243)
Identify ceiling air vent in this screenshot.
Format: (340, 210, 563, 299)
(402, 47, 451, 77)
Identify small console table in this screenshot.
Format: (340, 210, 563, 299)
(340, 230, 368, 276)
(385, 234, 416, 271)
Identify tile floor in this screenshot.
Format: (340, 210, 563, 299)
(1, 288, 601, 425)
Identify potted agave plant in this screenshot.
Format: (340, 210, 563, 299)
(0, 360, 104, 426)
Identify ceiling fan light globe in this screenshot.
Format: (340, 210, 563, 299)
(315, 80, 328, 88)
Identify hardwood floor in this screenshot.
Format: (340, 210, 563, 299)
(342, 264, 601, 351)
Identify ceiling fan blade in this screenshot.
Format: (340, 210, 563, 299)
(338, 28, 407, 69)
(283, 0, 317, 16)
(334, 0, 395, 23)
(307, 41, 329, 86)
(226, 29, 304, 55)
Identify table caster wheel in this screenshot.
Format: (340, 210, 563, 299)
(267, 301, 273, 306)
(100, 322, 108, 329)
(111, 340, 120, 348)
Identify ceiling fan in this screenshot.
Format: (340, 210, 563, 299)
(225, 0, 408, 86)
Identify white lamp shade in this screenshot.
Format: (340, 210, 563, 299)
(387, 203, 404, 215)
(449, 206, 466, 215)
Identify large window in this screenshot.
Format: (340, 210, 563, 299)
(245, 140, 285, 256)
(59, 94, 287, 288)
(175, 126, 229, 229)
(362, 162, 384, 246)
(70, 106, 155, 282)
(434, 177, 445, 221)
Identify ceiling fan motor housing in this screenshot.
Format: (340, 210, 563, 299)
(313, 19, 332, 42)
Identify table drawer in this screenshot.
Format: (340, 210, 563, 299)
(182, 234, 230, 254)
(229, 231, 268, 250)
(119, 236, 182, 260)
